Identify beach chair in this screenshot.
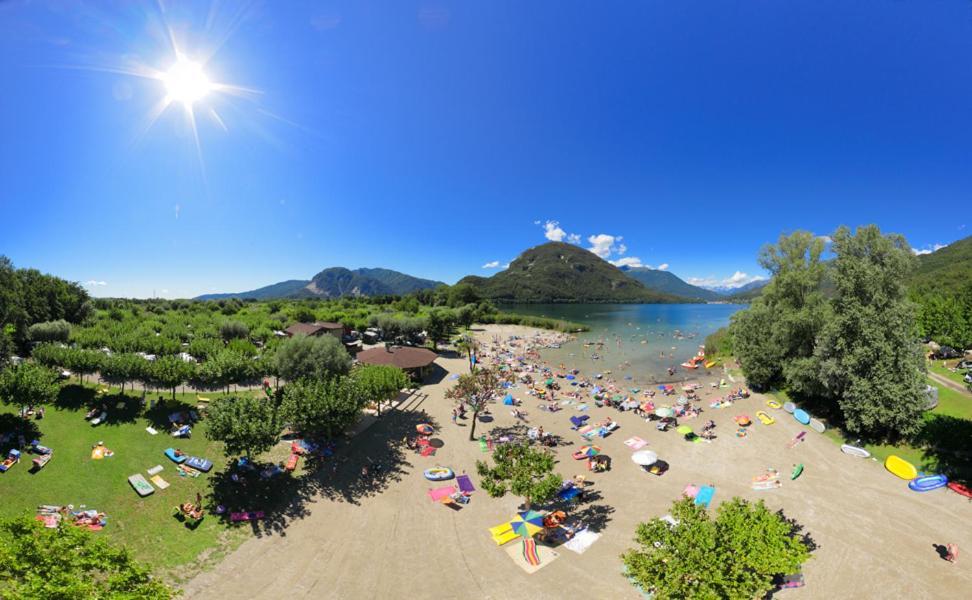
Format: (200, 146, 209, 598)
(284, 453, 299, 472)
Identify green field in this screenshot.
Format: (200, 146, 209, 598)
(927, 360, 970, 387)
(0, 383, 303, 583)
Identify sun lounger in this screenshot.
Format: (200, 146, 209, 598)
(171, 425, 191, 438)
(32, 452, 53, 469)
(284, 453, 299, 471)
(90, 411, 107, 426)
(492, 529, 519, 546)
(185, 456, 213, 472)
(128, 474, 155, 497)
(230, 511, 265, 522)
(164, 448, 188, 464)
(456, 474, 475, 493)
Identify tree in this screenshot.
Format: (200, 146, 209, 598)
(815, 225, 927, 440)
(0, 362, 59, 412)
(475, 443, 562, 507)
(454, 335, 479, 371)
(280, 376, 365, 439)
(0, 515, 172, 599)
(27, 320, 72, 344)
(424, 308, 456, 350)
(445, 367, 499, 440)
(352, 364, 408, 417)
(149, 356, 195, 399)
(622, 497, 812, 600)
(274, 334, 351, 382)
(62, 348, 103, 384)
(99, 354, 144, 394)
(206, 395, 280, 458)
(219, 320, 250, 341)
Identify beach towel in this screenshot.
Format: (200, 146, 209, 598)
(504, 541, 559, 573)
(557, 487, 582, 502)
(682, 484, 700, 499)
(522, 538, 541, 566)
(145, 427, 158, 435)
(150, 475, 169, 489)
(576, 403, 588, 411)
(479, 437, 489, 453)
(694, 486, 715, 508)
(147, 465, 163, 476)
(420, 446, 436, 457)
(569, 415, 589, 429)
(624, 437, 647, 450)
(128, 474, 154, 497)
(91, 445, 113, 460)
(230, 511, 265, 522)
(577, 425, 594, 436)
(564, 529, 600, 554)
(456, 474, 475, 493)
(489, 522, 513, 538)
(186, 456, 213, 472)
(35, 514, 60, 528)
(428, 485, 456, 502)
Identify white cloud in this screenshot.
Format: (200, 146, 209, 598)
(502, 262, 510, 269)
(587, 234, 623, 258)
(543, 220, 567, 242)
(657, 263, 669, 271)
(617, 243, 628, 255)
(174, 203, 181, 219)
(912, 243, 947, 256)
(687, 272, 767, 290)
(817, 235, 832, 244)
(610, 257, 645, 268)
(566, 233, 581, 244)
(84, 280, 107, 287)
(482, 261, 501, 269)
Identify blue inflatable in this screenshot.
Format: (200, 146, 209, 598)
(908, 474, 948, 492)
(793, 409, 811, 425)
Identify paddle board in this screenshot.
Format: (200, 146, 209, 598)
(793, 409, 811, 425)
(885, 455, 918, 480)
(783, 402, 796, 413)
(766, 400, 782, 409)
(791, 464, 804, 480)
(809, 418, 825, 433)
(947, 482, 972, 499)
(908, 474, 947, 492)
(840, 444, 870, 458)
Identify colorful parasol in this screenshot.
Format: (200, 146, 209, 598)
(509, 510, 545, 538)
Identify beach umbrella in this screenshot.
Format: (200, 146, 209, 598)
(545, 378, 554, 386)
(510, 510, 545, 538)
(655, 407, 674, 418)
(577, 445, 601, 457)
(416, 424, 434, 436)
(631, 450, 659, 466)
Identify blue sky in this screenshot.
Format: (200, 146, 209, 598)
(1, 1, 970, 298)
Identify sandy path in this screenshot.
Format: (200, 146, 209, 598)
(183, 325, 971, 600)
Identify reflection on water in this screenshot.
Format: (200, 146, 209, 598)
(503, 304, 744, 385)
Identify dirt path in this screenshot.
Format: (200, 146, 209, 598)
(929, 371, 972, 397)
(183, 325, 972, 600)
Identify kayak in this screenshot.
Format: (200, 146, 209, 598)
(947, 482, 972, 499)
(793, 409, 811, 425)
(885, 455, 918, 480)
(791, 464, 804, 480)
(704, 361, 716, 368)
(841, 444, 870, 458)
(908, 474, 948, 492)
(766, 400, 782, 409)
(783, 402, 796, 413)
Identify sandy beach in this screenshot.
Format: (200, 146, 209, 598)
(183, 324, 972, 599)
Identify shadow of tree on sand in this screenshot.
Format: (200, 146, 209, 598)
(206, 409, 436, 538)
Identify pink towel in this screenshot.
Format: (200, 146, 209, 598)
(428, 486, 457, 502)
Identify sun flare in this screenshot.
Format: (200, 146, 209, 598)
(162, 59, 212, 106)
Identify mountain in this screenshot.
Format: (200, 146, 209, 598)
(457, 242, 691, 303)
(909, 235, 972, 295)
(195, 268, 444, 300)
(724, 279, 771, 302)
(620, 267, 723, 301)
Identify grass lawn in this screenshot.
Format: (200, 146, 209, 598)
(927, 360, 970, 387)
(0, 383, 303, 584)
(769, 380, 972, 480)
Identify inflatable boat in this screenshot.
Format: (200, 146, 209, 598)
(908, 474, 947, 492)
(885, 455, 918, 480)
(809, 418, 826, 433)
(840, 444, 870, 458)
(793, 409, 811, 425)
(766, 400, 782, 409)
(947, 481, 972, 499)
(424, 467, 454, 481)
(783, 402, 796, 413)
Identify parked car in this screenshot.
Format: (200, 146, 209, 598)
(956, 359, 972, 370)
(935, 346, 964, 360)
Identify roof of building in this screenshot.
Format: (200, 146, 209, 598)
(356, 345, 438, 370)
(284, 321, 344, 336)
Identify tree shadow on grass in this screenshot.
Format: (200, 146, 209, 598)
(205, 409, 435, 537)
(142, 398, 198, 431)
(0, 413, 42, 446)
(55, 384, 95, 412)
(913, 414, 972, 483)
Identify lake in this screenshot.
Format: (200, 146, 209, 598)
(504, 303, 744, 385)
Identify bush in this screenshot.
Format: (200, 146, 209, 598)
(27, 320, 71, 344)
(274, 334, 351, 382)
(220, 321, 250, 341)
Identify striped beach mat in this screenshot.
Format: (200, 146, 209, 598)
(523, 538, 541, 566)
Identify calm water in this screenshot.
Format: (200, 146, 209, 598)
(505, 303, 744, 384)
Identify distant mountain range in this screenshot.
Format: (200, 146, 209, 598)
(457, 242, 691, 303)
(619, 267, 724, 301)
(909, 234, 972, 295)
(196, 267, 444, 300)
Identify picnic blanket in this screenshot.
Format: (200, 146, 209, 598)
(523, 538, 541, 566)
(624, 437, 648, 450)
(456, 474, 475, 493)
(504, 541, 559, 573)
(428, 485, 456, 502)
(564, 528, 600, 554)
(694, 485, 715, 508)
(150, 475, 169, 489)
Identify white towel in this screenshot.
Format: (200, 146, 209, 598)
(145, 427, 158, 435)
(564, 529, 600, 554)
(147, 465, 163, 475)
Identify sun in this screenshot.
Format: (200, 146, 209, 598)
(161, 59, 212, 106)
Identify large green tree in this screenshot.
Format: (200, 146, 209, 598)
(352, 364, 408, 417)
(206, 395, 280, 458)
(815, 225, 927, 439)
(445, 367, 499, 440)
(279, 376, 366, 439)
(274, 333, 351, 382)
(0, 362, 60, 411)
(0, 516, 172, 600)
(148, 356, 195, 399)
(476, 443, 562, 507)
(623, 497, 812, 600)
